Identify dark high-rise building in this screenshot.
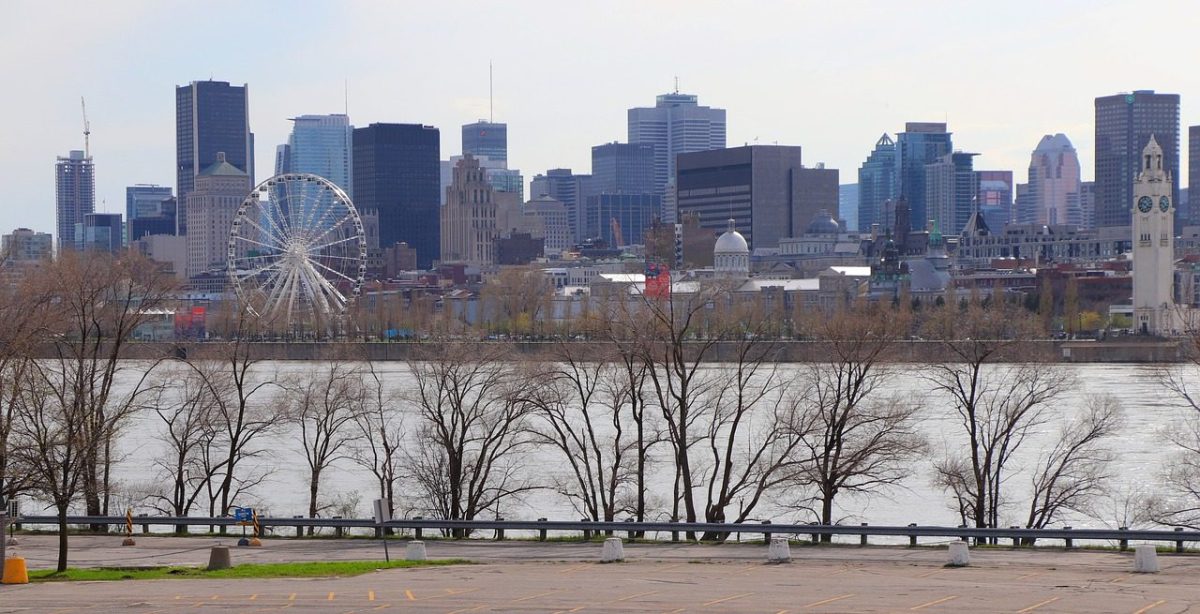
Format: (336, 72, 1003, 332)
(584, 194, 660, 248)
(462, 121, 507, 167)
(176, 80, 253, 235)
(76, 213, 122, 253)
(591, 142, 656, 195)
(857, 134, 897, 232)
(976, 170, 1013, 231)
(55, 150, 95, 252)
(675, 145, 838, 250)
(895, 122, 953, 229)
(1094, 90, 1179, 228)
(1189, 125, 1200, 226)
(352, 123, 441, 268)
(126, 184, 174, 242)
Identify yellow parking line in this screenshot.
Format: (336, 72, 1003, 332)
(1110, 574, 1131, 584)
(446, 606, 485, 614)
(514, 590, 558, 602)
(1016, 597, 1060, 613)
(288, 593, 297, 601)
(248, 594, 257, 601)
(368, 591, 375, 601)
(1133, 600, 1167, 614)
(613, 591, 658, 602)
(803, 594, 854, 609)
(405, 590, 415, 601)
(413, 588, 480, 602)
(703, 593, 753, 607)
(911, 596, 958, 611)
(327, 592, 336, 601)
(372, 604, 391, 611)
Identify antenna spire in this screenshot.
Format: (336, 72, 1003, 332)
(489, 61, 494, 123)
(674, 75, 679, 94)
(344, 79, 349, 116)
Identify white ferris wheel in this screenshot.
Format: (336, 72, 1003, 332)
(227, 173, 366, 329)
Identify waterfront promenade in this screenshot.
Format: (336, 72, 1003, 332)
(1, 535, 1197, 612)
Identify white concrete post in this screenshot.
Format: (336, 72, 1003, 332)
(601, 537, 624, 563)
(947, 540, 970, 567)
(1133, 544, 1159, 573)
(767, 536, 791, 563)
(406, 540, 427, 561)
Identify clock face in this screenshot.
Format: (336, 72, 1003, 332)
(1138, 196, 1153, 213)
(1160, 196, 1171, 212)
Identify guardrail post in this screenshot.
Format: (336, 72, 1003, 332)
(581, 518, 591, 541)
(374, 525, 382, 538)
(908, 523, 917, 547)
(625, 518, 636, 540)
(294, 515, 303, 537)
(139, 513, 150, 534)
(1175, 527, 1185, 553)
(670, 517, 679, 543)
(538, 518, 547, 541)
(495, 517, 505, 541)
(333, 516, 344, 539)
(1010, 526, 1020, 548)
(1063, 526, 1073, 549)
(761, 520, 772, 543)
(414, 516, 423, 540)
(1119, 526, 1128, 551)
(860, 523, 868, 547)
(809, 522, 818, 544)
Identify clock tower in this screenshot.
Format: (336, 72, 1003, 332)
(1131, 135, 1175, 334)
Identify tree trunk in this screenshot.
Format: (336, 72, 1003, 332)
(56, 504, 69, 573)
(307, 470, 320, 537)
(820, 494, 834, 543)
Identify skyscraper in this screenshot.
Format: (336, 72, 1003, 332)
(530, 168, 592, 243)
(462, 120, 507, 166)
(857, 134, 897, 232)
(895, 122, 953, 229)
(1094, 90, 1179, 228)
(276, 114, 353, 193)
(628, 92, 726, 199)
(441, 155, 499, 266)
(975, 170, 1013, 231)
(591, 142, 657, 195)
(126, 184, 174, 242)
(925, 152, 978, 235)
(55, 150, 95, 252)
(1189, 125, 1200, 226)
(185, 152, 250, 280)
(176, 80, 253, 235)
(76, 213, 123, 253)
(839, 184, 859, 231)
(2, 228, 53, 264)
(352, 123, 441, 268)
(675, 145, 838, 250)
(1025, 134, 1082, 226)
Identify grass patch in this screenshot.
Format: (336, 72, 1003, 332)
(29, 559, 467, 582)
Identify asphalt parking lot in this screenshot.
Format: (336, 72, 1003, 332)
(0, 536, 1197, 612)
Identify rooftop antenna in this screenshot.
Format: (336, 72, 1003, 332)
(674, 76, 679, 94)
(80, 96, 91, 158)
(489, 61, 494, 123)
(344, 79, 349, 116)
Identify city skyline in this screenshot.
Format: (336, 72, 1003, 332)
(5, 1, 1200, 236)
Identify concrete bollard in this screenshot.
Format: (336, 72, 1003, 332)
(1133, 544, 1159, 573)
(947, 540, 970, 567)
(406, 540, 427, 561)
(767, 536, 791, 563)
(206, 546, 232, 571)
(601, 537, 624, 563)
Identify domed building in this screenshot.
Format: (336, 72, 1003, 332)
(714, 218, 750, 277)
(804, 209, 841, 235)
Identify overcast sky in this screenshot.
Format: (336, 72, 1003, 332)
(4, 0, 1198, 235)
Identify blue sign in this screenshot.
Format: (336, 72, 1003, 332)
(233, 507, 252, 522)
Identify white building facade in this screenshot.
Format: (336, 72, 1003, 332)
(1132, 136, 1175, 334)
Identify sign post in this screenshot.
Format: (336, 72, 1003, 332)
(372, 499, 391, 562)
(0, 478, 7, 567)
(234, 507, 252, 547)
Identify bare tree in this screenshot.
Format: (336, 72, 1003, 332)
(351, 361, 405, 521)
(926, 295, 1068, 533)
(1024, 394, 1121, 533)
(0, 272, 51, 505)
(1149, 363, 1200, 528)
(790, 303, 926, 535)
(283, 360, 365, 530)
(145, 364, 222, 530)
(405, 341, 536, 535)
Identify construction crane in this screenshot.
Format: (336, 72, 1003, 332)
(610, 217, 624, 248)
(80, 97, 91, 157)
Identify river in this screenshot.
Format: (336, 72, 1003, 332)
(77, 362, 1193, 533)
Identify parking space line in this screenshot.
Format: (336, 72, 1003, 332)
(249, 594, 258, 601)
(1110, 574, 1131, 584)
(911, 596, 958, 610)
(371, 604, 391, 611)
(702, 592, 753, 607)
(514, 590, 559, 603)
(288, 593, 297, 601)
(405, 590, 415, 601)
(1133, 600, 1166, 614)
(613, 590, 658, 602)
(803, 594, 854, 609)
(368, 591, 375, 601)
(414, 588, 480, 602)
(446, 606, 486, 614)
(328, 592, 336, 601)
(1016, 596, 1060, 613)
(559, 563, 590, 574)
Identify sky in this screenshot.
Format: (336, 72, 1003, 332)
(4, 0, 1200, 235)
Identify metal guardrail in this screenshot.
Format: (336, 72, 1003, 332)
(11, 515, 1200, 549)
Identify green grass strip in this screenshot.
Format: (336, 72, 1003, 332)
(29, 559, 467, 582)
